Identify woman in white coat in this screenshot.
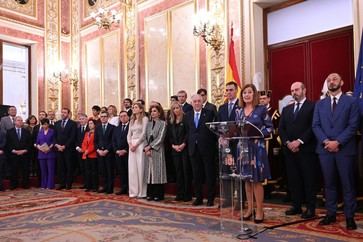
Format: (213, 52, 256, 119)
(127, 103, 148, 198)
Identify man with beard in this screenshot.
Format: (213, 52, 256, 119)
(312, 73, 359, 230)
(279, 82, 317, 219)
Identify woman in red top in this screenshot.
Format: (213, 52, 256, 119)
(82, 119, 97, 192)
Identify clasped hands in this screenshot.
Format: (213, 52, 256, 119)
(287, 140, 301, 153)
(323, 140, 340, 153)
(172, 143, 185, 153)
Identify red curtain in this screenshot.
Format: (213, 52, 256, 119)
(268, 27, 354, 108)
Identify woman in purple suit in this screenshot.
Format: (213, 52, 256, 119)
(35, 118, 56, 189)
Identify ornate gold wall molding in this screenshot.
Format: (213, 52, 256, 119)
(45, 0, 61, 112)
(209, 0, 226, 107)
(0, 0, 36, 18)
(71, 0, 80, 115)
(83, 0, 119, 20)
(124, 0, 137, 99)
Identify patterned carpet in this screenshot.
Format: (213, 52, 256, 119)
(0, 188, 361, 241)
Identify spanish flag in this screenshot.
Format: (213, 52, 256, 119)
(226, 26, 241, 89)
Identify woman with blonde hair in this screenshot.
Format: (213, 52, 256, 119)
(168, 101, 192, 201)
(236, 83, 273, 223)
(127, 102, 148, 198)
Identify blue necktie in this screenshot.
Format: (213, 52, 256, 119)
(293, 102, 300, 119)
(228, 102, 234, 117)
(16, 128, 21, 140)
(194, 112, 200, 128)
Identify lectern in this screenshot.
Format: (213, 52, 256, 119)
(206, 120, 264, 236)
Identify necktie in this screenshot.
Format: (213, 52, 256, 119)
(12, 117, 15, 125)
(61, 120, 66, 129)
(228, 102, 234, 117)
(332, 97, 337, 113)
(293, 102, 300, 119)
(16, 128, 21, 140)
(103, 124, 106, 134)
(194, 112, 200, 128)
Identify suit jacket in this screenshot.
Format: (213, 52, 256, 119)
(6, 127, 32, 155)
(185, 108, 216, 156)
(0, 131, 6, 160)
(36, 128, 56, 159)
(53, 119, 77, 150)
(182, 102, 193, 114)
(279, 100, 316, 153)
(217, 99, 239, 121)
(126, 109, 133, 117)
(203, 102, 217, 118)
(312, 94, 359, 155)
(76, 125, 88, 148)
(0, 116, 14, 133)
(112, 123, 129, 152)
(95, 123, 115, 151)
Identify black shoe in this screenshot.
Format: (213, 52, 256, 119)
(242, 210, 254, 220)
(106, 190, 113, 194)
(56, 186, 65, 190)
(192, 199, 203, 206)
(234, 203, 241, 211)
(175, 196, 184, 201)
(220, 202, 232, 208)
(346, 218, 357, 230)
(154, 197, 164, 202)
(206, 200, 214, 207)
(97, 189, 106, 193)
(146, 196, 153, 201)
(80, 185, 86, 189)
(0, 187, 4, 192)
(254, 213, 264, 224)
(116, 190, 127, 195)
(285, 207, 302, 216)
(183, 197, 192, 202)
(319, 215, 336, 225)
(301, 209, 316, 219)
(66, 186, 72, 190)
(85, 189, 91, 192)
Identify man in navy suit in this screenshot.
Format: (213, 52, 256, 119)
(95, 111, 115, 194)
(185, 94, 216, 206)
(197, 88, 217, 118)
(217, 81, 241, 209)
(312, 73, 359, 230)
(6, 116, 32, 189)
(112, 111, 129, 195)
(279, 82, 317, 219)
(177, 90, 193, 114)
(54, 108, 77, 190)
(75, 113, 88, 188)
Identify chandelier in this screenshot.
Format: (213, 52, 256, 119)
(90, 8, 121, 30)
(193, 10, 224, 55)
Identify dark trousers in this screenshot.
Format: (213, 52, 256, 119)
(75, 153, 85, 184)
(285, 149, 318, 211)
(10, 155, 29, 188)
(319, 153, 357, 218)
(0, 157, 4, 189)
(147, 183, 164, 199)
(85, 157, 98, 190)
(172, 151, 192, 199)
(115, 154, 128, 191)
(56, 150, 73, 188)
(190, 144, 216, 201)
(98, 154, 114, 192)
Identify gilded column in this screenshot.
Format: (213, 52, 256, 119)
(124, 0, 137, 100)
(71, 0, 80, 115)
(209, 0, 226, 107)
(45, 0, 61, 111)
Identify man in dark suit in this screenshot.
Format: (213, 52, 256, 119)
(112, 111, 129, 195)
(217, 81, 241, 209)
(6, 116, 32, 189)
(312, 73, 359, 230)
(177, 90, 193, 113)
(185, 94, 216, 206)
(95, 111, 115, 194)
(197, 88, 217, 118)
(0, 131, 5, 191)
(75, 113, 88, 188)
(54, 108, 77, 190)
(123, 98, 133, 117)
(279, 82, 317, 219)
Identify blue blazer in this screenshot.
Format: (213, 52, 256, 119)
(217, 100, 239, 122)
(312, 95, 359, 155)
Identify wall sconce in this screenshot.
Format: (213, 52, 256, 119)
(50, 61, 78, 85)
(193, 9, 224, 56)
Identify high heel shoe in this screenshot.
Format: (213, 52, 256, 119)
(254, 212, 264, 224)
(242, 210, 255, 220)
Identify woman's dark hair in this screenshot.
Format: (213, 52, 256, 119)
(40, 118, 50, 125)
(26, 115, 38, 125)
